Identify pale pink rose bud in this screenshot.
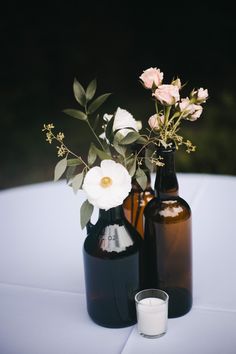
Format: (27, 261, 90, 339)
(153, 84, 180, 106)
(139, 67, 163, 89)
(148, 114, 164, 130)
(196, 88, 208, 103)
(189, 104, 203, 121)
(171, 78, 181, 89)
(192, 88, 208, 103)
(179, 98, 195, 117)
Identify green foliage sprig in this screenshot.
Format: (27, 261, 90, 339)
(42, 69, 208, 227)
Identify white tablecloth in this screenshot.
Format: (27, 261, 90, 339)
(0, 174, 236, 354)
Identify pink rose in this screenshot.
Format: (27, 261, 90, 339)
(171, 78, 182, 89)
(179, 98, 196, 117)
(192, 88, 208, 103)
(148, 114, 165, 130)
(153, 84, 180, 106)
(139, 67, 163, 89)
(188, 105, 203, 121)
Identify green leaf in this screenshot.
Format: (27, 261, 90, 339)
(119, 131, 141, 145)
(88, 93, 111, 114)
(93, 114, 100, 131)
(54, 157, 67, 182)
(86, 79, 97, 101)
(80, 199, 94, 230)
(113, 127, 137, 138)
(63, 109, 87, 121)
(95, 149, 111, 160)
(127, 155, 137, 177)
(66, 166, 76, 183)
(73, 78, 86, 107)
(105, 115, 114, 142)
(113, 141, 127, 157)
(102, 140, 112, 155)
(91, 143, 111, 160)
(145, 146, 155, 172)
(72, 172, 84, 193)
(67, 158, 83, 167)
(135, 167, 148, 190)
(136, 136, 148, 144)
(87, 144, 97, 165)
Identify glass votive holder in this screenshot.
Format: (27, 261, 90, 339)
(135, 289, 169, 339)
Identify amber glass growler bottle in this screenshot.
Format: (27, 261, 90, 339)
(83, 205, 144, 328)
(123, 172, 154, 238)
(144, 146, 192, 318)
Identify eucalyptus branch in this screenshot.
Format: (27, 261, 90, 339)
(42, 124, 90, 169)
(136, 137, 157, 158)
(63, 145, 90, 169)
(123, 152, 135, 165)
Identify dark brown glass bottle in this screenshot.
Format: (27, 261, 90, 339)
(83, 205, 144, 328)
(144, 147, 192, 318)
(123, 172, 155, 238)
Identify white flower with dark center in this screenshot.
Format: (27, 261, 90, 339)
(82, 160, 131, 210)
(99, 108, 140, 140)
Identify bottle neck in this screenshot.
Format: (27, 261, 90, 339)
(99, 205, 124, 224)
(154, 148, 179, 198)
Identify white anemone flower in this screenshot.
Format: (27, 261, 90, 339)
(82, 160, 131, 210)
(99, 108, 141, 140)
(113, 107, 139, 137)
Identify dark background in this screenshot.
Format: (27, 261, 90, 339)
(1, 2, 236, 189)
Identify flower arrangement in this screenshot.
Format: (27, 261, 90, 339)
(42, 67, 208, 228)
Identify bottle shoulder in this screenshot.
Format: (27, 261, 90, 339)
(84, 218, 143, 258)
(144, 196, 191, 222)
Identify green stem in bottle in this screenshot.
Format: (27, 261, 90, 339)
(155, 100, 159, 115)
(172, 111, 185, 133)
(164, 106, 171, 126)
(155, 100, 163, 129)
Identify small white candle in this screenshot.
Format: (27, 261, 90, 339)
(136, 296, 168, 337)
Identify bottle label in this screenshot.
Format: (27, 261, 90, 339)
(99, 224, 133, 253)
